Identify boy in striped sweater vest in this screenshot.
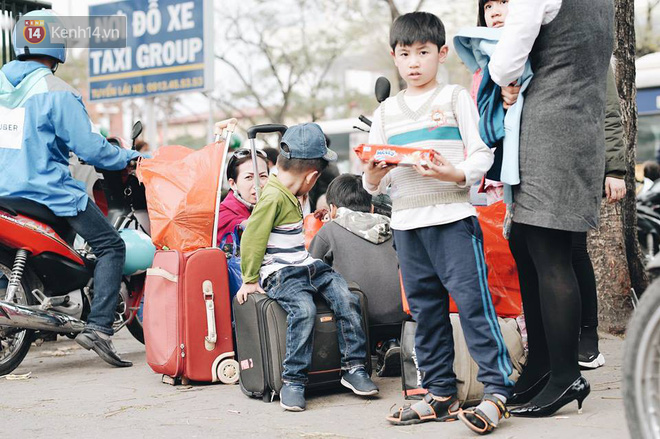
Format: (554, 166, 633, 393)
(364, 12, 513, 434)
(237, 123, 378, 412)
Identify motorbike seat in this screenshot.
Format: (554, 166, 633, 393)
(0, 197, 75, 244)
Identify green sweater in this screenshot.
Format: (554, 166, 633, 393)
(240, 175, 316, 284)
(605, 66, 626, 179)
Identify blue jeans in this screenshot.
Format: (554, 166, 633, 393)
(63, 199, 125, 336)
(263, 260, 367, 385)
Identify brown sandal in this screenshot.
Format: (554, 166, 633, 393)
(386, 393, 460, 426)
(458, 395, 510, 435)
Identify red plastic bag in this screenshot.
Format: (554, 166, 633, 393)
(401, 201, 522, 318)
(136, 143, 223, 252)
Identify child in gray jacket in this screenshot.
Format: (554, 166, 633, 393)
(309, 174, 408, 376)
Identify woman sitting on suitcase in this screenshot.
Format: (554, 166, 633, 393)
(236, 123, 378, 412)
(216, 148, 270, 246)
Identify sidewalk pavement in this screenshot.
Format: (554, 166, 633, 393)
(2, 331, 628, 439)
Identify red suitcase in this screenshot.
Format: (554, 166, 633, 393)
(142, 118, 239, 385)
(144, 248, 238, 384)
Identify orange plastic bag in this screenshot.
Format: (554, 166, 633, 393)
(303, 213, 325, 249)
(400, 201, 521, 318)
(469, 202, 522, 317)
(136, 143, 224, 252)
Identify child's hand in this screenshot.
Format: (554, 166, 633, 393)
(236, 282, 265, 305)
(414, 154, 466, 184)
(502, 83, 521, 109)
(363, 157, 396, 187)
(605, 176, 626, 203)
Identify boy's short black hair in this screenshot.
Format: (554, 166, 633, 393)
(325, 174, 372, 213)
(276, 146, 328, 175)
(390, 12, 446, 51)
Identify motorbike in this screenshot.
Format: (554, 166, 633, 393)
(0, 121, 149, 376)
(623, 250, 660, 439)
(637, 179, 660, 263)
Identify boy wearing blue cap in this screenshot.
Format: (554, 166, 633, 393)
(236, 123, 378, 412)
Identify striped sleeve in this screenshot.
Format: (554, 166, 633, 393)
(240, 198, 279, 283)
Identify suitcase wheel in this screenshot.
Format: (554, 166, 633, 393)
(162, 375, 177, 386)
(161, 375, 189, 386)
(217, 358, 240, 385)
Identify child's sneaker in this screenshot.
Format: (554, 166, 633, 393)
(376, 339, 402, 377)
(341, 367, 379, 396)
(280, 383, 306, 412)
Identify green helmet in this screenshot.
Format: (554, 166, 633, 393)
(119, 229, 156, 275)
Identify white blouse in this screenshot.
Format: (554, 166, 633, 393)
(488, 0, 563, 87)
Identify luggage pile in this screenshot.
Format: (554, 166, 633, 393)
(138, 119, 240, 385)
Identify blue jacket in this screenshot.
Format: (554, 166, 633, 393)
(454, 27, 534, 188)
(0, 61, 139, 216)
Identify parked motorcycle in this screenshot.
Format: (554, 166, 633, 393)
(637, 180, 660, 263)
(623, 251, 660, 439)
(0, 121, 150, 376)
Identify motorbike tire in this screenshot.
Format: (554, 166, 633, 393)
(623, 279, 660, 439)
(126, 317, 144, 344)
(0, 250, 37, 376)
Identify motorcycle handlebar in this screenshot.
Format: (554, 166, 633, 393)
(358, 115, 372, 127)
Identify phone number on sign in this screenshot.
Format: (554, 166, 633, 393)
(91, 76, 204, 100)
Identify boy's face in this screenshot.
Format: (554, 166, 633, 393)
(391, 41, 448, 92)
(484, 0, 509, 28)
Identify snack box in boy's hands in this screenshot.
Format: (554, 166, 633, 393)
(354, 144, 435, 166)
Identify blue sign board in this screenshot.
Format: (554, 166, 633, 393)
(639, 87, 660, 115)
(88, 0, 213, 101)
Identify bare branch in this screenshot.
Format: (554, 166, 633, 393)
(215, 98, 259, 127)
(215, 54, 274, 121)
(257, 33, 287, 96)
(383, 0, 400, 21)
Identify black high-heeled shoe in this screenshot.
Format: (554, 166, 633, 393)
(507, 372, 550, 405)
(510, 376, 590, 418)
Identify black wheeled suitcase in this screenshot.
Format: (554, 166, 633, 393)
(233, 282, 371, 402)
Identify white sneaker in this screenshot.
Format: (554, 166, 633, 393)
(579, 353, 605, 369)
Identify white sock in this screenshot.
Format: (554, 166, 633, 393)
(476, 394, 507, 427)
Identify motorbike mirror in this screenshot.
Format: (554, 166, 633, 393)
(131, 121, 143, 141)
(375, 77, 391, 103)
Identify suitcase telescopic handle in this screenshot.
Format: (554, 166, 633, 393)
(213, 118, 238, 143)
(246, 124, 288, 140)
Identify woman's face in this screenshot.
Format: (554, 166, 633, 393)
(230, 158, 268, 205)
(484, 0, 509, 28)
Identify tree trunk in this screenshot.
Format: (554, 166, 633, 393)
(588, 200, 633, 335)
(614, 0, 650, 297)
